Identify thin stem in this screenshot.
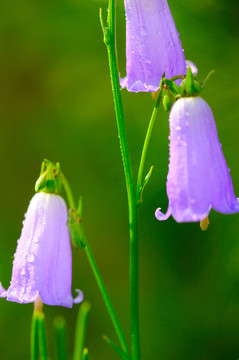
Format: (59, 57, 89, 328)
(136, 89, 163, 203)
(61, 174, 130, 358)
(84, 231, 130, 358)
(104, 0, 140, 359)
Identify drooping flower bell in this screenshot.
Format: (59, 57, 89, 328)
(155, 70, 239, 223)
(120, 0, 186, 92)
(0, 160, 83, 307)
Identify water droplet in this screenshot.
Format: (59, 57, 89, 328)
(176, 125, 181, 131)
(20, 268, 26, 276)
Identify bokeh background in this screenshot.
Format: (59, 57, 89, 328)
(0, 0, 239, 359)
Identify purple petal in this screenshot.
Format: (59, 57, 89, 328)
(155, 207, 172, 221)
(122, 0, 186, 92)
(156, 97, 239, 223)
(0, 283, 7, 297)
(73, 289, 84, 304)
(5, 193, 75, 307)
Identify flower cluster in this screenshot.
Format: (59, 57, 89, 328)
(122, 0, 239, 224)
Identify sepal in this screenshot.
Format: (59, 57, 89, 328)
(35, 159, 62, 195)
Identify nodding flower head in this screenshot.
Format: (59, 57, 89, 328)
(155, 96, 239, 223)
(0, 192, 83, 307)
(121, 0, 186, 92)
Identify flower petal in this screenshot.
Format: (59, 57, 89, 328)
(73, 289, 84, 304)
(155, 207, 172, 221)
(122, 0, 186, 92)
(0, 283, 7, 298)
(5, 193, 74, 307)
(156, 96, 239, 223)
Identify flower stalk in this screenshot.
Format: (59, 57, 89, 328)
(100, 0, 140, 359)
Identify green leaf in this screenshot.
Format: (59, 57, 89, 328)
(73, 302, 91, 360)
(164, 79, 180, 96)
(82, 348, 89, 360)
(186, 66, 195, 95)
(54, 316, 68, 360)
(38, 312, 48, 360)
(31, 311, 40, 360)
(202, 69, 215, 87)
(103, 336, 130, 360)
(139, 166, 154, 204)
(68, 209, 86, 249)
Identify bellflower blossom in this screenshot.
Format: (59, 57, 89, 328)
(121, 0, 186, 92)
(0, 192, 83, 307)
(155, 96, 239, 223)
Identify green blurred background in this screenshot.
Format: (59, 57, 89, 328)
(0, 0, 239, 358)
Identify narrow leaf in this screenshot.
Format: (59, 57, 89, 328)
(54, 316, 68, 360)
(186, 66, 195, 95)
(139, 166, 154, 204)
(73, 302, 91, 360)
(164, 79, 180, 96)
(38, 312, 48, 360)
(31, 311, 39, 360)
(103, 336, 129, 360)
(82, 348, 88, 360)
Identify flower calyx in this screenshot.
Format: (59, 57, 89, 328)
(161, 67, 215, 111)
(35, 159, 62, 195)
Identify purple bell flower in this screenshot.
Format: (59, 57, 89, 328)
(155, 96, 239, 223)
(0, 192, 83, 307)
(121, 0, 186, 92)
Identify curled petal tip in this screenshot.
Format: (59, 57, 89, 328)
(155, 207, 171, 221)
(73, 289, 84, 304)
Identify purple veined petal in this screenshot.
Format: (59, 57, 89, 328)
(73, 289, 84, 304)
(122, 0, 186, 92)
(156, 96, 239, 223)
(3, 192, 80, 307)
(186, 60, 198, 76)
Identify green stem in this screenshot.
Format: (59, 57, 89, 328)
(84, 230, 130, 358)
(136, 89, 163, 203)
(31, 311, 39, 360)
(61, 174, 130, 359)
(104, 1, 140, 359)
